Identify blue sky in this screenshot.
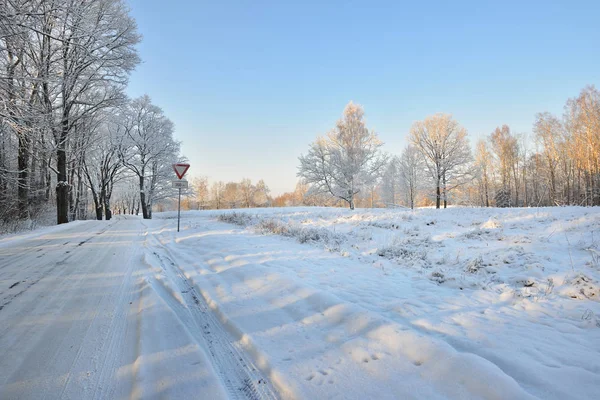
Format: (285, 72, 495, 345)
(125, 0, 600, 195)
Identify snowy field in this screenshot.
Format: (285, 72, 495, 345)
(156, 206, 600, 399)
(0, 206, 599, 399)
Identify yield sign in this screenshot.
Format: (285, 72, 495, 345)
(172, 163, 190, 180)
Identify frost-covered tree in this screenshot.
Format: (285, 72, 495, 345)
(223, 182, 240, 209)
(410, 113, 472, 209)
(211, 181, 225, 209)
(191, 176, 209, 210)
(298, 102, 387, 209)
(82, 111, 124, 220)
(253, 179, 271, 207)
(239, 178, 254, 208)
(474, 139, 493, 207)
(380, 157, 401, 207)
(0, 0, 140, 224)
(119, 95, 180, 219)
(48, 0, 140, 223)
(489, 125, 520, 207)
(398, 145, 423, 209)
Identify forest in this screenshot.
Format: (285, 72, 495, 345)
(0, 0, 180, 229)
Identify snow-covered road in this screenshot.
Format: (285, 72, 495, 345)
(1, 208, 599, 399)
(0, 217, 272, 400)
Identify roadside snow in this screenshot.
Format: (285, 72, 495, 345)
(150, 206, 600, 399)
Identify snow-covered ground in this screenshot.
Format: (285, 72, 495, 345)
(0, 207, 599, 399)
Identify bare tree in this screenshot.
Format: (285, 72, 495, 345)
(410, 113, 472, 208)
(191, 176, 209, 210)
(42, 0, 141, 224)
(379, 156, 401, 207)
(298, 102, 387, 209)
(398, 145, 423, 209)
(534, 112, 563, 205)
(120, 95, 180, 219)
(239, 178, 254, 208)
(474, 139, 493, 207)
(253, 179, 270, 207)
(210, 181, 225, 210)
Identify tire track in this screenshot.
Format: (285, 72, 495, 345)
(144, 234, 277, 400)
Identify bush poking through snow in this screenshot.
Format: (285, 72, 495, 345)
(217, 212, 346, 251)
(560, 273, 600, 301)
(481, 218, 502, 230)
(465, 256, 484, 274)
(217, 212, 255, 226)
(430, 270, 446, 284)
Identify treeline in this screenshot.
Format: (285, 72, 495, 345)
(294, 85, 600, 209)
(0, 0, 180, 226)
(186, 177, 271, 210)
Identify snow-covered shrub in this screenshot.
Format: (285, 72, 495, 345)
(465, 256, 484, 273)
(255, 219, 291, 236)
(367, 221, 402, 230)
(481, 218, 501, 230)
(0, 203, 55, 234)
(377, 246, 427, 261)
(254, 218, 345, 251)
(376, 236, 432, 267)
(217, 212, 254, 227)
(559, 273, 600, 301)
(430, 270, 446, 284)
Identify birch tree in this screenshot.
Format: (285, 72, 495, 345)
(474, 139, 493, 207)
(298, 102, 387, 209)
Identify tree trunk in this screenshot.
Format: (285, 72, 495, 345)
(139, 175, 149, 219)
(17, 135, 31, 220)
(443, 173, 447, 209)
(56, 140, 69, 224)
(104, 199, 112, 220)
(435, 176, 441, 209)
(91, 189, 102, 220)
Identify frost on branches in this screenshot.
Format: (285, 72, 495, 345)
(298, 102, 387, 209)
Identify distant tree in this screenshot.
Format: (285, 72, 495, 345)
(298, 102, 387, 209)
(474, 139, 493, 207)
(239, 178, 255, 208)
(410, 113, 472, 208)
(489, 125, 520, 206)
(191, 176, 209, 209)
(379, 157, 401, 207)
(223, 182, 240, 208)
(253, 179, 271, 207)
(564, 85, 600, 205)
(211, 181, 225, 209)
(398, 145, 423, 209)
(534, 112, 563, 205)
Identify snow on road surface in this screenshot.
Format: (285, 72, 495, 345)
(0, 207, 599, 399)
(0, 216, 272, 400)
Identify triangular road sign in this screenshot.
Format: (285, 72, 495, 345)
(172, 163, 190, 179)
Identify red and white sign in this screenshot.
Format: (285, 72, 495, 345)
(172, 163, 190, 180)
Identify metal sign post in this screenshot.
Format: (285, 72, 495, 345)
(172, 163, 190, 232)
(178, 186, 181, 232)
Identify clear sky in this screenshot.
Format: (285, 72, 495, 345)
(125, 0, 600, 195)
